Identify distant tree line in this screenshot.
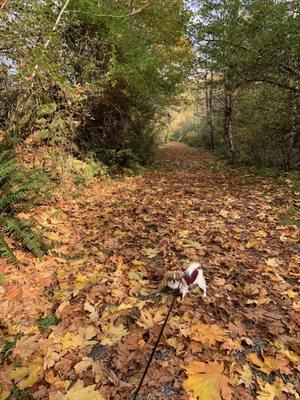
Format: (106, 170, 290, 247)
(185, 0, 299, 170)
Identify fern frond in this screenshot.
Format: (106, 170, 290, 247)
(0, 233, 17, 263)
(0, 150, 48, 261)
(6, 217, 44, 258)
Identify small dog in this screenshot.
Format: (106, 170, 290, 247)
(161, 262, 207, 299)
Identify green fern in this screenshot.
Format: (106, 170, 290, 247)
(0, 150, 48, 263)
(0, 234, 17, 263)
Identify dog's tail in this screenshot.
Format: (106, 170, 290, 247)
(186, 262, 202, 275)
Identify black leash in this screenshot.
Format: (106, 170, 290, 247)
(132, 294, 177, 400)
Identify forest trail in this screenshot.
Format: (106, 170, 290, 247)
(0, 143, 299, 400)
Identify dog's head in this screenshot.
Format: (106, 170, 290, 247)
(161, 270, 182, 290)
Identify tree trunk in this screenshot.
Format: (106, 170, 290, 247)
(284, 90, 299, 170)
(205, 70, 214, 149)
(224, 85, 235, 162)
(208, 70, 214, 149)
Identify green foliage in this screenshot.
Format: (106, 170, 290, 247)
(93, 148, 138, 167)
(279, 208, 300, 228)
(37, 314, 60, 332)
(191, 0, 299, 170)
(0, 151, 47, 262)
(1, 0, 192, 159)
(8, 387, 30, 400)
(181, 131, 202, 148)
(56, 154, 109, 187)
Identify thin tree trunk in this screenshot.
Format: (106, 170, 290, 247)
(204, 71, 209, 147)
(208, 70, 214, 149)
(205, 68, 214, 150)
(284, 90, 299, 170)
(224, 84, 235, 162)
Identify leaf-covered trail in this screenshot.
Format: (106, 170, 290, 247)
(0, 143, 299, 400)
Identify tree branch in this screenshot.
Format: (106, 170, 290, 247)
(69, 7, 144, 20)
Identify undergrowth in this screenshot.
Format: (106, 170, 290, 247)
(0, 151, 48, 263)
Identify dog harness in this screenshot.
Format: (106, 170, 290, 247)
(182, 269, 198, 285)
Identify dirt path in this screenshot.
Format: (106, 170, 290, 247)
(0, 143, 299, 400)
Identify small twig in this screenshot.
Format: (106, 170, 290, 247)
(68, 8, 144, 19)
(0, 0, 9, 10)
(133, 294, 177, 400)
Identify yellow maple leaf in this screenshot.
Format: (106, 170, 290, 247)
(246, 353, 289, 375)
(58, 326, 97, 351)
(281, 290, 297, 299)
(100, 323, 128, 346)
(0, 390, 10, 400)
(183, 360, 232, 400)
(256, 377, 285, 400)
(280, 348, 300, 370)
(49, 380, 105, 400)
(188, 323, 228, 346)
(8, 357, 43, 390)
(236, 364, 254, 388)
(143, 247, 159, 258)
(136, 308, 165, 329)
(265, 258, 279, 268)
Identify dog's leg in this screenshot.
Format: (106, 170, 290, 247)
(197, 276, 207, 297)
(180, 283, 189, 299)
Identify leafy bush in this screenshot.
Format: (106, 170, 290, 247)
(93, 148, 138, 168)
(0, 151, 47, 263)
(181, 131, 203, 148)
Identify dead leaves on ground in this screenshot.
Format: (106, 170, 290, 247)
(184, 360, 233, 400)
(0, 143, 299, 399)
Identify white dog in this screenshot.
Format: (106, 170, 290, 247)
(162, 262, 207, 299)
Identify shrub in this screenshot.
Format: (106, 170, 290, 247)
(0, 151, 47, 263)
(93, 148, 139, 168)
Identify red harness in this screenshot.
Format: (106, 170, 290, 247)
(182, 269, 198, 286)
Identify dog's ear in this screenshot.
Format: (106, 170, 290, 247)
(159, 272, 171, 291)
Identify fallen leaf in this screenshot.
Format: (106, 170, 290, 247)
(256, 377, 285, 400)
(12, 335, 40, 362)
(49, 380, 105, 400)
(183, 360, 232, 400)
(74, 358, 93, 374)
(101, 323, 128, 346)
(255, 230, 267, 238)
(143, 247, 159, 258)
(281, 290, 297, 299)
(292, 300, 300, 312)
(236, 364, 254, 389)
(56, 326, 97, 351)
(265, 258, 280, 268)
(221, 338, 242, 352)
(45, 371, 70, 390)
(84, 302, 99, 323)
(186, 323, 228, 346)
(219, 209, 229, 217)
(8, 357, 43, 389)
(246, 353, 290, 375)
(136, 308, 165, 329)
